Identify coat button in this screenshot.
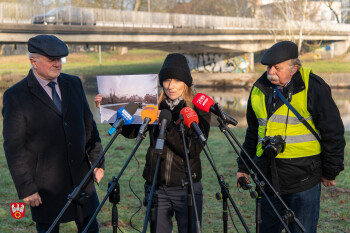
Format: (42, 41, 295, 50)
(64, 122, 68, 126)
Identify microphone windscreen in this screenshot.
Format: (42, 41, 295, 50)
(159, 109, 172, 127)
(192, 93, 215, 113)
(180, 107, 199, 128)
(141, 105, 158, 124)
(124, 102, 138, 115)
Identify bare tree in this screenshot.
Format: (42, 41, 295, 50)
(323, 0, 340, 23)
(257, 0, 322, 54)
(134, 0, 141, 11)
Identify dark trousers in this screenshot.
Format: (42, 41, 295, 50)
(35, 215, 99, 233)
(145, 181, 203, 233)
(259, 183, 321, 233)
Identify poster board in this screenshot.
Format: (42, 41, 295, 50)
(97, 74, 158, 124)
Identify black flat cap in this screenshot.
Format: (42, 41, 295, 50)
(261, 41, 298, 65)
(28, 35, 69, 58)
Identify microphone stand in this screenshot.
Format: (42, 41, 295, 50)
(178, 114, 201, 233)
(46, 128, 122, 233)
(142, 153, 162, 233)
(216, 116, 305, 233)
(195, 136, 250, 233)
(82, 130, 147, 233)
(142, 113, 170, 233)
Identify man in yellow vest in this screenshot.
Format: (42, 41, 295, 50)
(236, 41, 345, 233)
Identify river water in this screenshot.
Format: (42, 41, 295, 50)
(84, 83, 350, 131)
(0, 76, 348, 131)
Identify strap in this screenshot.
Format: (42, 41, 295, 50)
(275, 86, 321, 143)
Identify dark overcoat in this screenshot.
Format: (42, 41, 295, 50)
(2, 69, 103, 223)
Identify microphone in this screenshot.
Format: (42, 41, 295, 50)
(135, 105, 158, 142)
(154, 109, 172, 154)
(192, 93, 238, 126)
(108, 102, 138, 135)
(180, 107, 206, 143)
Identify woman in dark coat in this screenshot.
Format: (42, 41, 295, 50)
(95, 53, 210, 233)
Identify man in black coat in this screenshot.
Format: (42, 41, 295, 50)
(2, 35, 104, 232)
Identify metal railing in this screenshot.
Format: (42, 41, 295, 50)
(0, 2, 349, 33)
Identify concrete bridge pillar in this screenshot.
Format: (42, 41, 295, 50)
(248, 52, 254, 72)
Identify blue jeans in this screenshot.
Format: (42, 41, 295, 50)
(35, 214, 99, 233)
(144, 181, 203, 233)
(259, 183, 321, 233)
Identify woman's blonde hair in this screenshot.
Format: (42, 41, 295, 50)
(158, 84, 194, 108)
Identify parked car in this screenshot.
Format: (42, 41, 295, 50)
(32, 7, 96, 26)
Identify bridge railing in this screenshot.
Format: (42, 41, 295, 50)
(1, 2, 349, 33)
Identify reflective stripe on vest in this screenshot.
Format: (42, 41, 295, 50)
(252, 67, 321, 159)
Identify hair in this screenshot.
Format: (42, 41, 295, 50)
(289, 58, 302, 72)
(158, 83, 195, 108)
(28, 52, 40, 68)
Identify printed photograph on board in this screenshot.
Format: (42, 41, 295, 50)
(97, 74, 158, 124)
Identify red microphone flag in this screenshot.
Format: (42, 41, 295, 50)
(180, 107, 199, 128)
(192, 93, 215, 112)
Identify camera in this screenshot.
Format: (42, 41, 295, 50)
(261, 135, 285, 157)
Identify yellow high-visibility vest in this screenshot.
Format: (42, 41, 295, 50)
(251, 67, 321, 158)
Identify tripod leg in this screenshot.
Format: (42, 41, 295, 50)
(112, 204, 118, 233)
(187, 191, 193, 233)
(256, 197, 261, 233)
(150, 194, 157, 233)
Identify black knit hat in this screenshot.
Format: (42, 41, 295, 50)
(261, 41, 298, 65)
(28, 35, 69, 58)
(159, 53, 193, 87)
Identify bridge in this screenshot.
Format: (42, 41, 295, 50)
(1, 2, 350, 55)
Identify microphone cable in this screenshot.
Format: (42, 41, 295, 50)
(227, 204, 240, 233)
(204, 142, 216, 169)
(128, 152, 142, 233)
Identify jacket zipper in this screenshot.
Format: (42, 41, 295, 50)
(165, 150, 173, 185)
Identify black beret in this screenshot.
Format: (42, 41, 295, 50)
(261, 41, 298, 65)
(28, 35, 69, 58)
(159, 53, 192, 87)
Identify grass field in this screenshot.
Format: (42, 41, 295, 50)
(0, 123, 349, 232)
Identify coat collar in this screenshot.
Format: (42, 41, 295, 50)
(159, 99, 186, 123)
(27, 69, 70, 116)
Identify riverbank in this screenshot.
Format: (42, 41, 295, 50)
(192, 72, 350, 89)
(0, 49, 349, 89)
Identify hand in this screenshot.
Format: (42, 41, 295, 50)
(321, 177, 336, 187)
(93, 168, 104, 183)
(23, 192, 42, 207)
(94, 94, 102, 108)
(236, 172, 250, 188)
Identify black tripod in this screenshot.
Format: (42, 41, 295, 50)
(46, 127, 121, 233)
(178, 114, 201, 233)
(142, 151, 162, 233)
(195, 135, 250, 233)
(142, 115, 201, 233)
(216, 114, 305, 233)
(81, 130, 148, 233)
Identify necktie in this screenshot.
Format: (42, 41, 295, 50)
(48, 81, 62, 113)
